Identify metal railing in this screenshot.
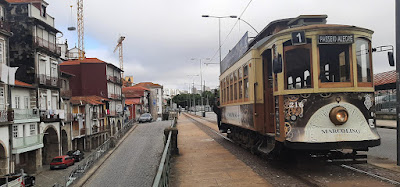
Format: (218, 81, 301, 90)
(13, 109, 39, 121)
(37, 74, 61, 87)
(12, 134, 43, 151)
(35, 36, 61, 55)
(152, 115, 178, 187)
(375, 90, 396, 113)
(53, 120, 135, 187)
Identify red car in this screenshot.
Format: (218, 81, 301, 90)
(50, 155, 75, 170)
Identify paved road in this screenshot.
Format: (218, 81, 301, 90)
(84, 121, 171, 187)
(369, 128, 396, 162)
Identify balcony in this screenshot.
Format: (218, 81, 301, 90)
(73, 113, 85, 121)
(109, 94, 122, 100)
(37, 74, 60, 88)
(0, 110, 13, 123)
(14, 109, 39, 123)
(61, 89, 72, 98)
(12, 134, 44, 154)
(39, 109, 63, 122)
(80, 128, 86, 135)
(35, 36, 61, 55)
(107, 75, 122, 84)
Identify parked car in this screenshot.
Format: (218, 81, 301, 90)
(67, 150, 85, 162)
(50, 155, 75, 170)
(138, 113, 153, 123)
(0, 172, 35, 187)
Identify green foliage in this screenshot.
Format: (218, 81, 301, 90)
(172, 90, 219, 108)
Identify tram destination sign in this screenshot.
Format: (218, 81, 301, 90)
(318, 34, 354, 44)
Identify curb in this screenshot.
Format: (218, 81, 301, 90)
(376, 125, 396, 130)
(73, 124, 138, 187)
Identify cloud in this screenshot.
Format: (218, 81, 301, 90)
(47, 0, 395, 92)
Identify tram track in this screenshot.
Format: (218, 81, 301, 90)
(184, 113, 400, 187)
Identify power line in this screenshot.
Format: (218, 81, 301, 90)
(208, 0, 254, 62)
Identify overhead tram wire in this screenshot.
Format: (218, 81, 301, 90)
(207, 0, 254, 63)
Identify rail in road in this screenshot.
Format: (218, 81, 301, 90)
(185, 113, 400, 187)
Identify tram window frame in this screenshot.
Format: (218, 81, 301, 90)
(272, 45, 278, 92)
(318, 44, 353, 88)
(283, 43, 313, 90)
(243, 64, 249, 100)
(356, 38, 373, 87)
(230, 73, 234, 102)
(238, 67, 243, 101)
(234, 71, 238, 101)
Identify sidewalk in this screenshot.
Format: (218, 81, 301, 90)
(170, 114, 271, 187)
(376, 120, 396, 129)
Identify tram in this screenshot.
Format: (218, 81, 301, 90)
(218, 15, 387, 159)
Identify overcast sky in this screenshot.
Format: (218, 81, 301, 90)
(47, 0, 395, 91)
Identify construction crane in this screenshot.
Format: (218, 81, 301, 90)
(114, 36, 125, 77)
(77, 0, 84, 60)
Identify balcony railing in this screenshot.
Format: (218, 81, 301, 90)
(40, 109, 63, 121)
(14, 109, 39, 121)
(107, 75, 122, 84)
(80, 128, 86, 135)
(61, 89, 72, 98)
(37, 74, 61, 88)
(73, 113, 85, 121)
(109, 94, 122, 100)
(0, 110, 13, 122)
(12, 134, 43, 153)
(35, 36, 61, 55)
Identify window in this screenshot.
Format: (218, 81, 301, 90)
(0, 40, 4, 64)
(0, 87, 4, 110)
(24, 97, 29, 109)
(0, 6, 4, 21)
(284, 44, 312, 90)
(243, 65, 249, 99)
(356, 38, 372, 83)
(12, 125, 18, 138)
(238, 68, 243, 100)
(319, 44, 351, 83)
(41, 5, 46, 17)
(15, 96, 20, 109)
(30, 124, 36, 136)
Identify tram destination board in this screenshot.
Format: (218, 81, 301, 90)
(318, 34, 354, 44)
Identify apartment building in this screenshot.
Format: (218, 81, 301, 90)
(60, 58, 124, 136)
(7, 0, 63, 165)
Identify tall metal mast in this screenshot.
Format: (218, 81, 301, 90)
(77, 0, 85, 60)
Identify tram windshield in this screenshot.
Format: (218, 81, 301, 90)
(284, 44, 312, 90)
(319, 44, 351, 83)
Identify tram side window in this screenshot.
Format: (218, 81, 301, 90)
(284, 46, 312, 90)
(238, 67, 243, 99)
(230, 74, 234, 102)
(319, 44, 351, 83)
(244, 65, 249, 99)
(356, 38, 371, 82)
(234, 71, 238, 100)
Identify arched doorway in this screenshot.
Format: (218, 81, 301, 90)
(42, 127, 59, 165)
(112, 121, 116, 135)
(61, 130, 68, 155)
(0, 143, 7, 175)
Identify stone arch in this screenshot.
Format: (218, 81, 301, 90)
(0, 141, 7, 175)
(42, 126, 59, 165)
(61, 130, 68, 155)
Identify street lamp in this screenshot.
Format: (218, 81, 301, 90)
(202, 15, 237, 65)
(191, 58, 210, 116)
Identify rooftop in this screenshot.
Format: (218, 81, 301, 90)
(374, 70, 395, 86)
(134, 82, 162, 89)
(71, 95, 109, 105)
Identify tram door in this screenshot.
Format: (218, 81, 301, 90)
(262, 49, 275, 133)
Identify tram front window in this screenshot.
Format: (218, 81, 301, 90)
(319, 44, 351, 83)
(284, 45, 312, 90)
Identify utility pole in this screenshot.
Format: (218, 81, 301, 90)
(396, 0, 400, 166)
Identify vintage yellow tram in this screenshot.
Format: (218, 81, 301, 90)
(219, 15, 381, 157)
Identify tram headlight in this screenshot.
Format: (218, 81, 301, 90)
(329, 106, 348, 125)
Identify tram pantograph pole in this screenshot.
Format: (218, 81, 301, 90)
(396, 0, 400, 166)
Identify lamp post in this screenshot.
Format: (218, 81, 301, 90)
(191, 58, 210, 116)
(187, 74, 199, 113)
(202, 15, 237, 65)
